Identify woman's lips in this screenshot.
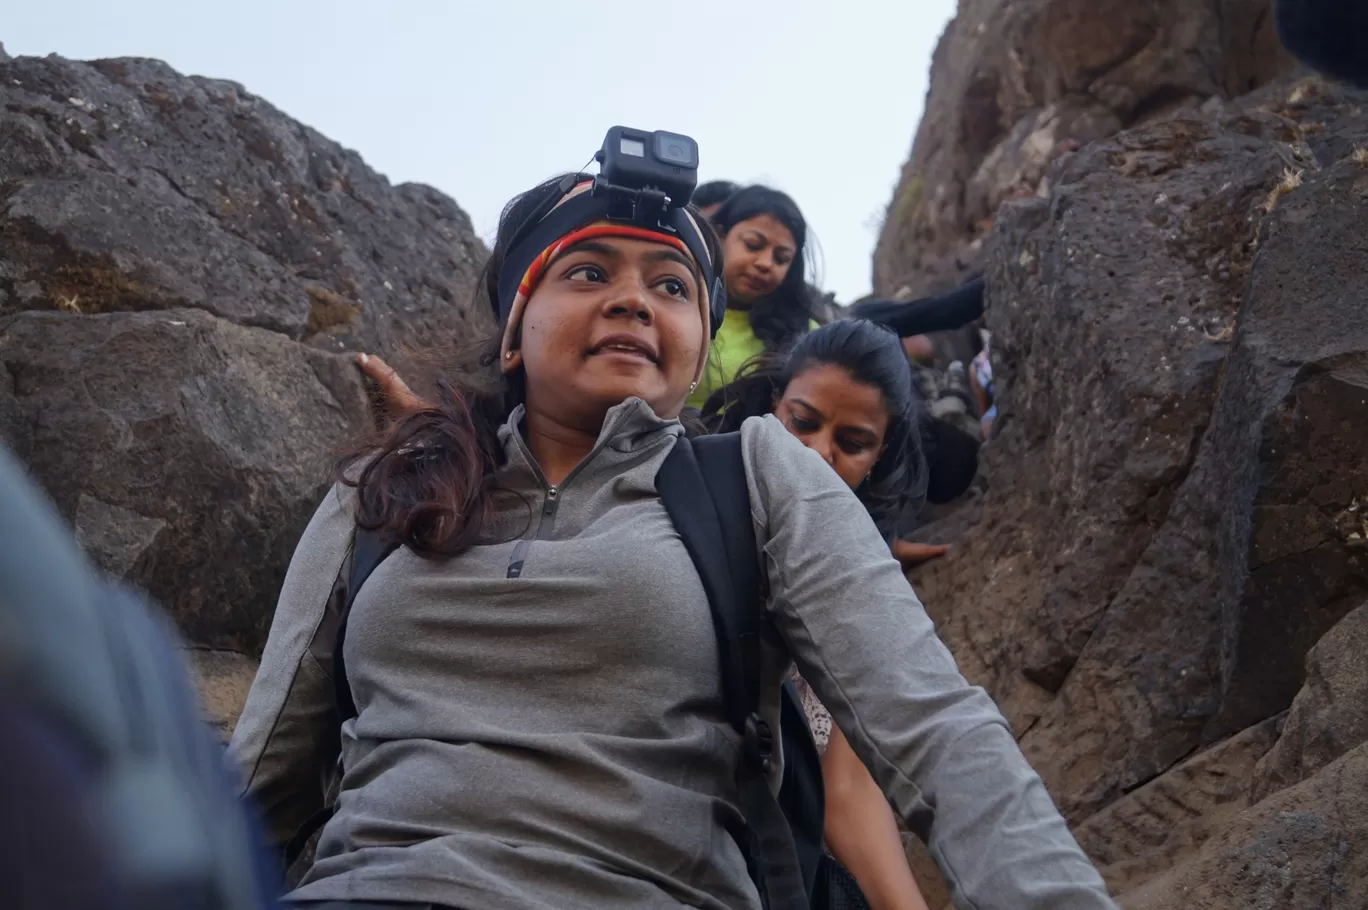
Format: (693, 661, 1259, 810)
(588, 334, 659, 365)
(743, 274, 773, 294)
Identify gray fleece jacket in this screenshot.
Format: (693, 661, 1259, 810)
(228, 398, 1115, 910)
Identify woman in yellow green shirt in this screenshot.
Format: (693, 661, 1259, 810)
(686, 185, 826, 410)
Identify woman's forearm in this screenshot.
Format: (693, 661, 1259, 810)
(822, 727, 930, 910)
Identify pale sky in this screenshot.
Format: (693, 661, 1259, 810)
(6, 1, 955, 302)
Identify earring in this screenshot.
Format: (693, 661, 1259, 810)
(504, 350, 515, 360)
(689, 381, 698, 392)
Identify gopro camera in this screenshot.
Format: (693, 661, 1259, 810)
(595, 126, 700, 210)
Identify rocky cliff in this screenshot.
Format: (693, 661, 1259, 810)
(4, 10, 1367, 907)
(0, 51, 488, 732)
(889, 2, 1368, 906)
(874, 0, 1293, 297)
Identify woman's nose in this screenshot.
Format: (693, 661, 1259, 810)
(804, 432, 836, 466)
(603, 280, 652, 322)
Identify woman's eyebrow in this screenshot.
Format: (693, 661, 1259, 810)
(643, 248, 697, 274)
(839, 425, 879, 442)
(789, 397, 826, 421)
(558, 239, 621, 260)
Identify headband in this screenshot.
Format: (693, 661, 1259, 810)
(497, 180, 725, 327)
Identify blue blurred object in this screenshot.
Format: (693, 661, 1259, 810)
(0, 444, 277, 910)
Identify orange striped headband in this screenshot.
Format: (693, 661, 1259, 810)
(515, 223, 691, 302)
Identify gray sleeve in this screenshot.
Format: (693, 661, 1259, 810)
(740, 415, 1116, 910)
(226, 482, 356, 848)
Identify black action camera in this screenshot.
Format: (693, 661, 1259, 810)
(594, 126, 700, 210)
(497, 125, 723, 331)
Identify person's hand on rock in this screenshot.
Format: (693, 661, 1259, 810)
(357, 353, 426, 418)
(891, 539, 951, 569)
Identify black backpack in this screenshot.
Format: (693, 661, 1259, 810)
(301, 433, 870, 910)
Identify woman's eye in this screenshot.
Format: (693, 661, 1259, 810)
(788, 415, 818, 433)
(658, 277, 689, 298)
(745, 239, 765, 253)
(838, 438, 870, 456)
(566, 264, 606, 283)
(775, 253, 792, 266)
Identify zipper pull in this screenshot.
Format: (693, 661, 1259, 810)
(542, 486, 559, 516)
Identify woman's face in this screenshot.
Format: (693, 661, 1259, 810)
(517, 236, 705, 429)
(775, 363, 888, 490)
(721, 214, 797, 305)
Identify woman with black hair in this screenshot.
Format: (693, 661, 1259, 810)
(703, 319, 923, 536)
(685, 185, 827, 409)
(692, 180, 740, 219)
(704, 319, 935, 910)
(230, 163, 1115, 910)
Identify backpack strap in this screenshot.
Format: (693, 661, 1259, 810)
(283, 524, 398, 868)
(333, 527, 400, 723)
(656, 432, 810, 910)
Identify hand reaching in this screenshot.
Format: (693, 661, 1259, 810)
(356, 353, 427, 422)
(891, 539, 950, 570)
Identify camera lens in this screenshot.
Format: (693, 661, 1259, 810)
(654, 132, 696, 167)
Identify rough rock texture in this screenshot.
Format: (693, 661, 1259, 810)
(905, 74, 1368, 907)
(0, 52, 488, 669)
(1077, 714, 1282, 897)
(1118, 600, 1368, 907)
(186, 648, 260, 740)
(873, 0, 1293, 296)
(1251, 601, 1368, 802)
(914, 108, 1307, 816)
(0, 53, 487, 350)
(1123, 742, 1368, 910)
(0, 308, 370, 653)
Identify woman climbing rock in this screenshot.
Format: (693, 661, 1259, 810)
(704, 318, 943, 910)
(683, 184, 827, 410)
(229, 131, 1116, 910)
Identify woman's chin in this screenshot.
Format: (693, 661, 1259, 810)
(578, 377, 686, 417)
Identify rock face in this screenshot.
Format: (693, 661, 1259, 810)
(0, 308, 371, 653)
(1124, 741, 1368, 910)
(1251, 601, 1368, 802)
(0, 53, 488, 668)
(1077, 714, 1282, 896)
(185, 647, 261, 739)
(0, 53, 486, 350)
(904, 73, 1368, 908)
(873, 0, 1293, 296)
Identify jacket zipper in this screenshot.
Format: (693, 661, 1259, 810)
(505, 409, 633, 578)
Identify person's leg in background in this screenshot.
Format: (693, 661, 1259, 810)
(1275, 0, 1368, 87)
